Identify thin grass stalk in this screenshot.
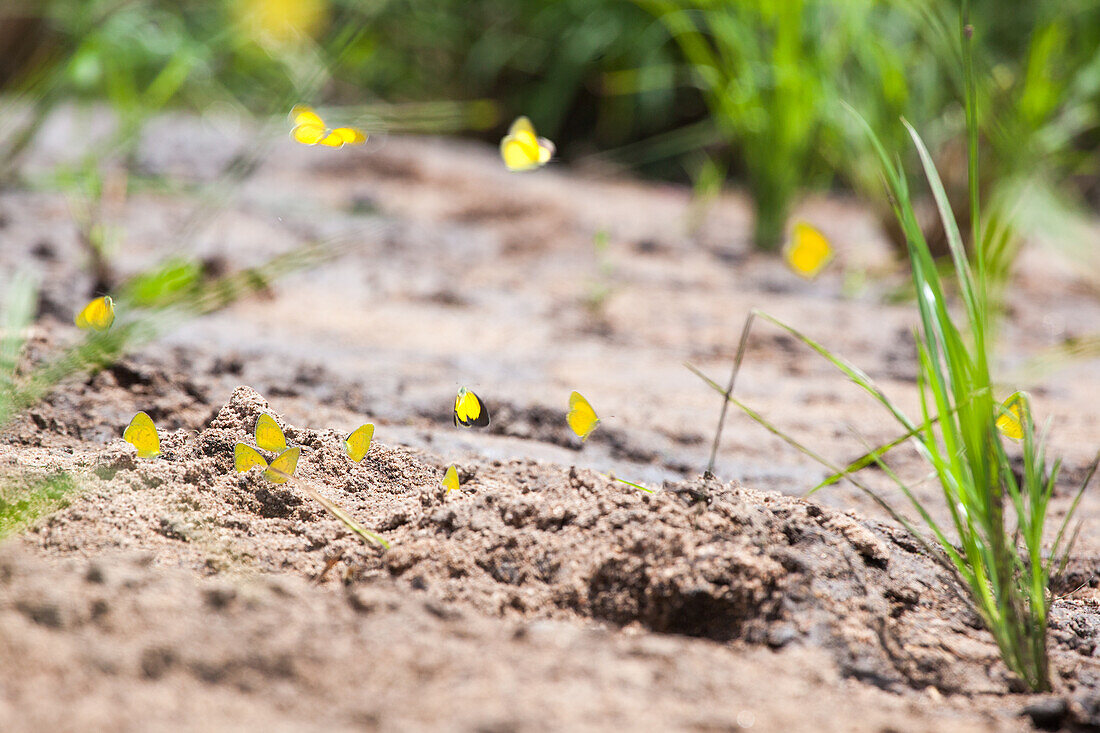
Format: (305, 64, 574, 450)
(961, 0, 982, 267)
(705, 309, 755, 475)
(688, 362, 943, 556)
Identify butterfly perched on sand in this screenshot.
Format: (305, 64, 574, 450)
(254, 413, 289, 453)
(123, 411, 160, 459)
(500, 116, 554, 172)
(567, 391, 599, 442)
(453, 387, 490, 428)
(344, 423, 374, 462)
(234, 444, 301, 484)
(996, 393, 1026, 441)
(783, 222, 833, 279)
(289, 105, 367, 148)
(442, 465, 459, 493)
(75, 296, 115, 331)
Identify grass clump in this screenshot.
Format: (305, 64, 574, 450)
(0, 472, 79, 539)
(692, 5, 1092, 692)
(638, 0, 831, 250)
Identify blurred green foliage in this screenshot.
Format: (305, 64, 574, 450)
(340, 0, 686, 148)
(120, 257, 203, 307)
(640, 0, 1100, 252)
(639, 0, 883, 249)
(0, 471, 77, 538)
(0, 0, 1097, 256)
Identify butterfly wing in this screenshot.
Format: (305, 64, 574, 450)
(265, 446, 301, 484)
(501, 138, 538, 171)
(234, 443, 268, 473)
(453, 389, 470, 426)
(442, 465, 459, 492)
(996, 394, 1025, 440)
(466, 391, 489, 427)
(331, 127, 367, 145)
(255, 414, 287, 453)
(317, 130, 348, 148)
(537, 137, 555, 164)
(508, 116, 537, 139)
(292, 123, 331, 145)
(567, 391, 600, 441)
(75, 296, 115, 331)
(345, 423, 375, 462)
(784, 223, 832, 279)
(291, 105, 325, 128)
(123, 411, 160, 458)
(290, 105, 331, 146)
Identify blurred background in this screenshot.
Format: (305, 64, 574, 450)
(1, 0, 1098, 257)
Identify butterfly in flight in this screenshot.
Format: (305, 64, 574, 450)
(290, 105, 367, 149)
(500, 116, 554, 172)
(75, 296, 115, 331)
(783, 222, 833, 279)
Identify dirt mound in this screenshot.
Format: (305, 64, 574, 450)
(19, 387, 1100, 707)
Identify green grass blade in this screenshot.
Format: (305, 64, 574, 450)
(753, 310, 918, 432)
(686, 361, 944, 559)
(0, 271, 38, 393)
(0, 472, 79, 539)
(904, 119, 978, 322)
(810, 408, 961, 495)
(606, 475, 655, 494)
(1048, 450, 1097, 565)
(300, 481, 389, 550)
(809, 428, 918, 494)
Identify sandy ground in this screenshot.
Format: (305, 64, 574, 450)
(1, 110, 1099, 731)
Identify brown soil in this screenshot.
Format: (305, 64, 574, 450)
(2, 110, 1100, 731)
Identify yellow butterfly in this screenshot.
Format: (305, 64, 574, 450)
(254, 413, 289, 453)
(996, 393, 1026, 441)
(442, 465, 459, 493)
(345, 423, 374, 462)
(567, 391, 600, 442)
(123, 411, 160, 459)
(783, 222, 833, 279)
(500, 116, 555, 172)
(234, 443, 301, 484)
(290, 105, 367, 148)
(453, 387, 490, 428)
(75, 295, 115, 331)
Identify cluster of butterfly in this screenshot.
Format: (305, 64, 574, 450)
(86, 104, 1027, 497)
(119, 385, 600, 493)
(121, 410, 366, 482)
